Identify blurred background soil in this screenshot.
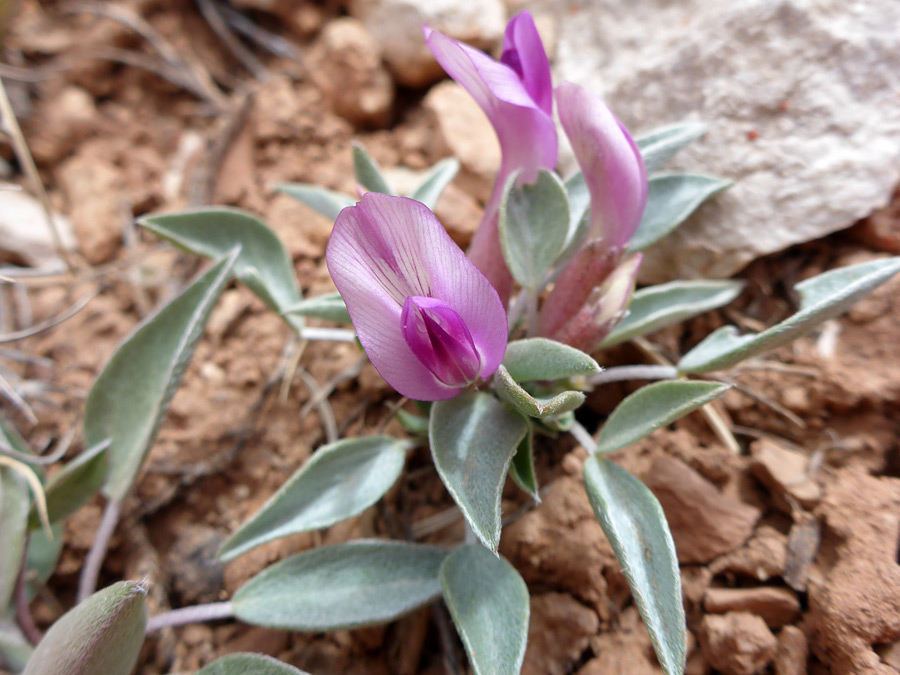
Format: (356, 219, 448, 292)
(2, 1, 900, 673)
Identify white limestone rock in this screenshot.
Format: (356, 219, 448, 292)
(539, 0, 900, 281)
(349, 0, 506, 87)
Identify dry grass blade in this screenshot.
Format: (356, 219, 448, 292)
(0, 291, 97, 343)
(220, 3, 304, 61)
(0, 370, 37, 423)
(0, 79, 77, 273)
(297, 369, 339, 445)
(0, 454, 51, 537)
(195, 0, 268, 80)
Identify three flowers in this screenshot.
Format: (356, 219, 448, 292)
(326, 11, 647, 401)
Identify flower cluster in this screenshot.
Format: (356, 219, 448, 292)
(326, 11, 648, 400)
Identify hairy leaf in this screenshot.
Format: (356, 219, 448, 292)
(601, 280, 744, 347)
(596, 380, 730, 455)
(234, 541, 446, 630)
(629, 174, 731, 251)
(23, 581, 146, 675)
(636, 122, 707, 174)
(220, 437, 409, 561)
(441, 545, 529, 675)
(678, 257, 900, 373)
(430, 393, 528, 551)
(584, 457, 685, 675)
(503, 338, 600, 382)
(85, 252, 237, 500)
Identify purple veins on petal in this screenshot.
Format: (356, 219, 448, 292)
(326, 192, 507, 401)
(402, 296, 483, 388)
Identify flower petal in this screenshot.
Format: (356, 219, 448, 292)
(326, 193, 507, 400)
(425, 22, 558, 303)
(557, 82, 648, 252)
(501, 12, 553, 118)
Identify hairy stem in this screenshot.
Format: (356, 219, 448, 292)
(300, 327, 357, 343)
(77, 497, 123, 602)
(586, 364, 677, 387)
(145, 601, 235, 633)
(569, 420, 599, 455)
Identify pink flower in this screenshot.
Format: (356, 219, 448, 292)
(425, 11, 557, 303)
(326, 193, 508, 401)
(557, 82, 648, 252)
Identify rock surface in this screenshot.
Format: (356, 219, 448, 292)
(349, 0, 506, 87)
(537, 0, 900, 281)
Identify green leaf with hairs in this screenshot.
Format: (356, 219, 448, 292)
(85, 251, 237, 500)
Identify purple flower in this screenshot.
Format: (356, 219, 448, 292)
(326, 193, 508, 401)
(557, 82, 648, 252)
(425, 11, 557, 304)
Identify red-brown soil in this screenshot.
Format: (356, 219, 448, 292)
(3, 2, 900, 674)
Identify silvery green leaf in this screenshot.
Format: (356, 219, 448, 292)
(0, 466, 29, 611)
(219, 436, 410, 561)
(140, 208, 303, 331)
(629, 174, 731, 252)
(196, 653, 311, 674)
(275, 183, 355, 221)
(395, 408, 429, 436)
(493, 366, 585, 420)
(601, 280, 744, 347)
(233, 541, 447, 630)
(29, 440, 109, 529)
(561, 170, 591, 260)
(409, 157, 460, 209)
(595, 380, 730, 455)
(23, 581, 147, 675)
(27, 522, 63, 589)
(430, 392, 528, 551)
(636, 122, 707, 174)
(353, 144, 394, 195)
(678, 257, 900, 373)
(503, 338, 601, 382)
(85, 251, 237, 500)
(440, 545, 529, 675)
(282, 292, 351, 324)
(584, 457, 685, 675)
(499, 169, 570, 289)
(0, 619, 33, 672)
(509, 423, 538, 499)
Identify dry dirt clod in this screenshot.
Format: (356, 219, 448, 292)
(775, 625, 809, 675)
(56, 151, 125, 264)
(423, 81, 500, 204)
(522, 593, 599, 675)
(749, 438, 822, 512)
(644, 456, 761, 564)
(309, 17, 395, 128)
(703, 586, 801, 629)
(808, 467, 900, 673)
(709, 524, 788, 581)
(699, 611, 778, 675)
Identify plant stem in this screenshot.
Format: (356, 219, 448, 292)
(300, 327, 357, 342)
(14, 533, 41, 645)
(145, 601, 235, 633)
(524, 289, 539, 338)
(569, 420, 599, 455)
(77, 497, 123, 602)
(586, 364, 678, 387)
